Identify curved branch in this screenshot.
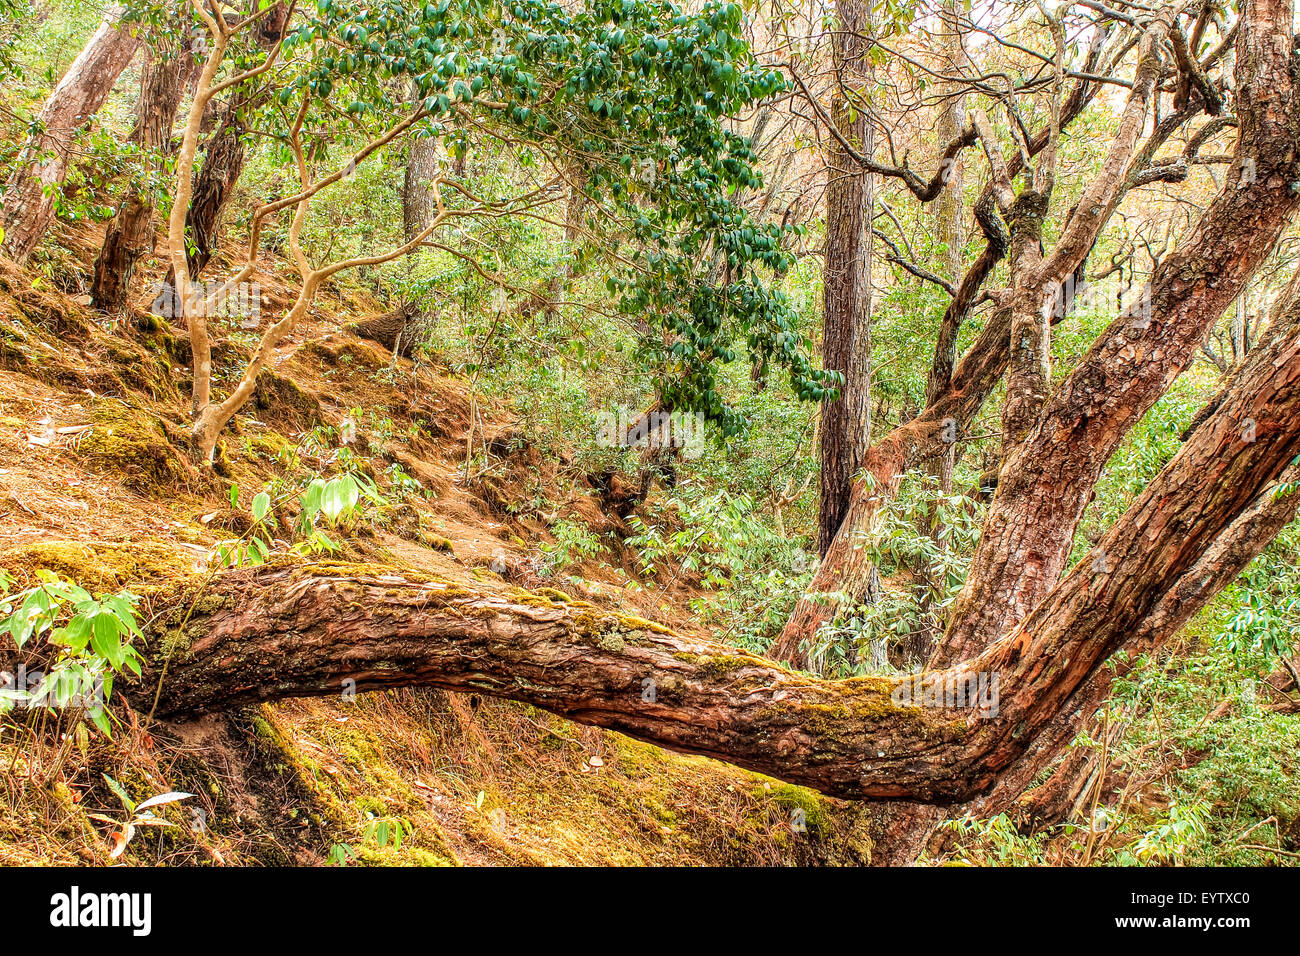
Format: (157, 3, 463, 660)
(144, 298, 1300, 807)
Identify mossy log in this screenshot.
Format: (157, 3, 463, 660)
(138, 299, 1300, 807)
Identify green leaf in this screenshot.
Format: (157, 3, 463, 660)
(103, 773, 134, 812)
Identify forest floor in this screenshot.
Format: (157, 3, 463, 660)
(0, 221, 874, 866)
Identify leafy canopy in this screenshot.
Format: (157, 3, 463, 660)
(236, 0, 835, 436)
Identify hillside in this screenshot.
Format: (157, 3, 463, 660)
(0, 222, 873, 866)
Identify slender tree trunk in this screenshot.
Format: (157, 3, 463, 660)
(0, 5, 141, 264)
(770, 273, 1018, 664)
(928, 0, 967, 499)
(92, 35, 187, 313)
(162, 0, 288, 288)
(403, 135, 441, 244)
(775, 7, 1173, 668)
(390, 128, 442, 350)
(818, 0, 873, 556)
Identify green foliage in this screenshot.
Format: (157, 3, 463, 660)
(626, 483, 816, 653)
(258, 0, 831, 433)
(0, 570, 143, 737)
(328, 815, 414, 866)
(1220, 504, 1300, 665)
(214, 472, 384, 568)
(807, 471, 983, 676)
(540, 518, 608, 575)
(88, 776, 194, 860)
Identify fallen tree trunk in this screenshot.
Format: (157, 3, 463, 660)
(143, 297, 1300, 808)
(148, 563, 978, 802)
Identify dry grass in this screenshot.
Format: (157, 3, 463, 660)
(0, 222, 870, 866)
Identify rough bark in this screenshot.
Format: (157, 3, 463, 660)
(177, 114, 246, 280)
(352, 303, 421, 356)
(145, 299, 1300, 813)
(403, 134, 441, 245)
(771, 17, 1118, 666)
(818, 0, 873, 556)
(0, 5, 141, 264)
(91, 36, 187, 313)
(776, 2, 1272, 670)
(934, 0, 1300, 668)
(1010, 448, 1300, 831)
(394, 128, 442, 345)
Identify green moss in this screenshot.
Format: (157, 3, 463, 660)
(597, 632, 626, 653)
(765, 783, 830, 830)
(248, 430, 292, 459)
(212, 440, 235, 478)
(354, 795, 386, 815)
(77, 402, 191, 494)
(671, 651, 751, 681)
(0, 540, 192, 592)
(353, 844, 455, 867)
(251, 370, 322, 431)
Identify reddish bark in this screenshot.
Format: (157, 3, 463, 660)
(145, 298, 1300, 810)
(775, 1, 1282, 670)
(0, 6, 141, 264)
(934, 0, 1300, 668)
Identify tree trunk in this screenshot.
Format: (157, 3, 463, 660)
(394, 128, 441, 346)
(0, 5, 141, 264)
(403, 134, 441, 244)
(91, 35, 187, 313)
(818, 0, 873, 556)
(179, 115, 246, 280)
(933, 0, 1300, 668)
(163, 0, 288, 288)
(927, 0, 969, 435)
(140, 299, 1300, 820)
(906, 0, 970, 664)
(352, 303, 421, 356)
(774, 2, 1238, 670)
(769, 282, 1022, 664)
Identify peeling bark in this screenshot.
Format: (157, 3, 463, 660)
(0, 6, 141, 264)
